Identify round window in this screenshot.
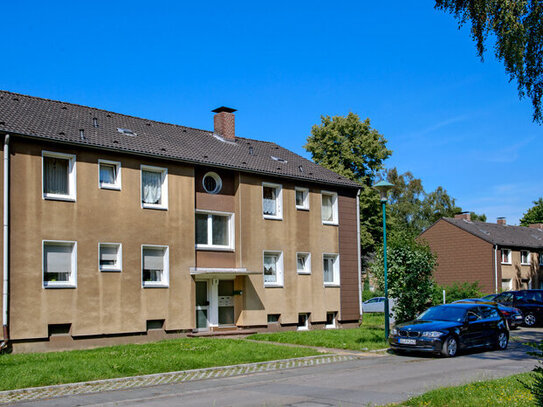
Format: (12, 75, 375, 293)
(202, 172, 222, 194)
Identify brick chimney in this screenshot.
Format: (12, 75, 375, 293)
(454, 212, 471, 221)
(528, 223, 543, 229)
(212, 106, 237, 141)
(497, 217, 506, 225)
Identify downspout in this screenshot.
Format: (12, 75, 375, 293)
(494, 245, 498, 294)
(356, 189, 362, 319)
(1, 134, 9, 350)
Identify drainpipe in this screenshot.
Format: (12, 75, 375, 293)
(356, 189, 362, 319)
(494, 245, 498, 294)
(1, 134, 9, 350)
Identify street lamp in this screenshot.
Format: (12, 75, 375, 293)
(373, 180, 394, 340)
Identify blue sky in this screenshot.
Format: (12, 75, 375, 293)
(2, 1, 541, 224)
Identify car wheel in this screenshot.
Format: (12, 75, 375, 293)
(494, 331, 508, 350)
(441, 336, 458, 357)
(524, 313, 536, 327)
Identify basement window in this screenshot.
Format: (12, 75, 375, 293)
(297, 313, 309, 331)
(326, 312, 337, 329)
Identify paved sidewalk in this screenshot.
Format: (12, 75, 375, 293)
(0, 354, 359, 405)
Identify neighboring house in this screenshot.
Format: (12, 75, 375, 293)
(419, 213, 543, 294)
(0, 91, 362, 352)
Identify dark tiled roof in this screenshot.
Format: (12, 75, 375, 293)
(0, 90, 360, 189)
(443, 218, 543, 249)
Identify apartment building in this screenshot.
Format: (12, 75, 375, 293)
(0, 91, 361, 352)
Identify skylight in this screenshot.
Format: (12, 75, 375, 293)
(271, 156, 287, 163)
(117, 128, 137, 137)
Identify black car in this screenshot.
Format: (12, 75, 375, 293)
(389, 303, 509, 357)
(453, 299, 523, 329)
(493, 290, 543, 327)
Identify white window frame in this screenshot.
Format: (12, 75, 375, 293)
(501, 278, 513, 291)
(521, 250, 531, 265)
(42, 151, 77, 202)
(202, 172, 222, 194)
(323, 253, 340, 287)
(262, 182, 283, 220)
(98, 159, 122, 190)
(141, 245, 169, 288)
(263, 250, 284, 287)
(195, 210, 235, 251)
(295, 187, 309, 210)
(297, 313, 309, 331)
(296, 252, 311, 274)
(321, 191, 338, 225)
(42, 240, 77, 288)
(325, 312, 337, 329)
(501, 248, 512, 264)
(140, 165, 168, 210)
(98, 242, 122, 272)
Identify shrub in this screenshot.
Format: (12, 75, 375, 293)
(432, 281, 483, 305)
(523, 341, 543, 406)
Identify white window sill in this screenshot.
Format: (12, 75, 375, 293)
(324, 283, 340, 287)
(325, 325, 337, 329)
(142, 203, 168, 211)
(296, 206, 309, 211)
(100, 267, 122, 272)
(263, 214, 283, 220)
(501, 262, 512, 265)
(142, 282, 169, 288)
(43, 283, 76, 289)
(43, 194, 76, 202)
(196, 245, 234, 252)
(322, 221, 338, 226)
(99, 184, 121, 191)
(521, 263, 531, 266)
(297, 327, 309, 331)
(264, 283, 284, 288)
(297, 271, 311, 275)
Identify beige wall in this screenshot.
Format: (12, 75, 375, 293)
(500, 250, 540, 290)
(9, 139, 196, 340)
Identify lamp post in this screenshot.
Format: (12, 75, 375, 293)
(373, 180, 394, 340)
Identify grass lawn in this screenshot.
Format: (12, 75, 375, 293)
(0, 337, 319, 391)
(396, 373, 536, 406)
(246, 313, 387, 351)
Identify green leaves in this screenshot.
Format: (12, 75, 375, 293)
(520, 197, 543, 226)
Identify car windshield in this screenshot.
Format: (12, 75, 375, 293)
(417, 306, 467, 322)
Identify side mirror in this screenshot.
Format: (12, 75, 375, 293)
(467, 314, 478, 323)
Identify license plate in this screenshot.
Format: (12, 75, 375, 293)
(399, 338, 416, 345)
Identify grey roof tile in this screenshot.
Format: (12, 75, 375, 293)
(0, 90, 360, 189)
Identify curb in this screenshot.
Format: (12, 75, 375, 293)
(0, 354, 357, 404)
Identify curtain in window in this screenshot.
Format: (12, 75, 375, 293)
(212, 215, 228, 246)
(100, 164, 116, 185)
(323, 257, 333, 282)
(264, 255, 277, 283)
(322, 195, 333, 222)
(263, 187, 277, 215)
(142, 171, 162, 204)
(296, 191, 304, 206)
(297, 255, 306, 271)
(44, 157, 69, 195)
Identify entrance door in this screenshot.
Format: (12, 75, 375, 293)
(196, 281, 209, 330)
(218, 280, 235, 326)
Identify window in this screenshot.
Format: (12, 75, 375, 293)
(521, 250, 530, 265)
(267, 314, 280, 324)
(323, 254, 340, 286)
(501, 249, 511, 264)
(262, 183, 283, 219)
(43, 241, 76, 288)
(141, 165, 168, 210)
(326, 312, 337, 329)
(296, 252, 311, 274)
(295, 187, 309, 210)
(195, 211, 234, 250)
(202, 172, 222, 194)
(321, 191, 338, 224)
(99, 243, 122, 272)
(297, 313, 309, 331)
(142, 245, 169, 287)
(42, 151, 76, 201)
(540, 253, 543, 266)
(501, 279, 512, 291)
(263, 251, 284, 287)
(98, 160, 121, 190)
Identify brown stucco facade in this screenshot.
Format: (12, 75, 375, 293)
(1, 137, 361, 352)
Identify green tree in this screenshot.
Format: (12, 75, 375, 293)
(520, 197, 543, 226)
(470, 212, 487, 222)
(435, 0, 543, 124)
(304, 113, 392, 252)
(369, 233, 437, 323)
(421, 186, 462, 226)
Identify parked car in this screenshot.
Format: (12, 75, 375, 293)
(389, 303, 509, 357)
(452, 299, 523, 329)
(362, 297, 394, 313)
(493, 290, 543, 327)
(481, 294, 498, 301)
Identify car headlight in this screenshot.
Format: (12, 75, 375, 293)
(421, 331, 443, 338)
(391, 328, 398, 336)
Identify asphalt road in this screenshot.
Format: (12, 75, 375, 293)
(14, 328, 542, 407)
